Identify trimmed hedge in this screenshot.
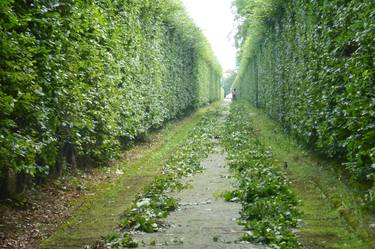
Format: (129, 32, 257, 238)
(0, 0, 221, 196)
(233, 0, 374, 186)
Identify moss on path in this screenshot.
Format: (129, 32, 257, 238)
(130, 101, 262, 248)
(242, 102, 375, 249)
(40, 101, 375, 249)
(40, 104, 219, 249)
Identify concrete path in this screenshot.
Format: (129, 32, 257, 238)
(133, 134, 263, 248)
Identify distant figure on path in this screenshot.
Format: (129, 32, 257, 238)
(232, 88, 238, 101)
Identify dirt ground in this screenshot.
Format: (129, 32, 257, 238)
(0, 109, 200, 249)
(0, 172, 104, 249)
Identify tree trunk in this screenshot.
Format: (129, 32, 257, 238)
(53, 143, 66, 177)
(0, 168, 18, 199)
(16, 171, 30, 194)
(68, 144, 77, 172)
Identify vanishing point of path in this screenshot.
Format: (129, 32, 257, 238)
(132, 102, 262, 248)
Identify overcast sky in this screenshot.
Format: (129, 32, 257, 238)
(181, 0, 237, 72)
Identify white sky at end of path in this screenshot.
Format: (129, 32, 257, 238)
(181, 0, 237, 73)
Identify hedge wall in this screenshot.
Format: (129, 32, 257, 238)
(234, 0, 374, 183)
(0, 0, 221, 196)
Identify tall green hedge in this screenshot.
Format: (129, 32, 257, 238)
(234, 0, 374, 183)
(0, 0, 221, 196)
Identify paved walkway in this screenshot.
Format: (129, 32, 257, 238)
(133, 104, 263, 249)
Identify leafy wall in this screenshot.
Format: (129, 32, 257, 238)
(0, 0, 221, 195)
(234, 0, 374, 184)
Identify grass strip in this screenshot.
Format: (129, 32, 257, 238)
(93, 109, 221, 248)
(243, 102, 375, 249)
(40, 104, 219, 249)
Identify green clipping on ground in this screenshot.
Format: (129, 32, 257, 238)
(103, 109, 220, 248)
(234, 101, 375, 249)
(40, 103, 219, 249)
(222, 102, 302, 249)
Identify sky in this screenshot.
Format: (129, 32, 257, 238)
(181, 0, 237, 72)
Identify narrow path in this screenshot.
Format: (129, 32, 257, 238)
(132, 102, 262, 249)
(133, 146, 259, 248)
(40, 105, 218, 249)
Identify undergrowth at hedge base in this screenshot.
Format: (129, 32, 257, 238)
(222, 102, 302, 249)
(98, 110, 220, 248)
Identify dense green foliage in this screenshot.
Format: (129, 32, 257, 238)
(223, 102, 301, 248)
(233, 1, 374, 188)
(0, 0, 221, 194)
(103, 111, 218, 248)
